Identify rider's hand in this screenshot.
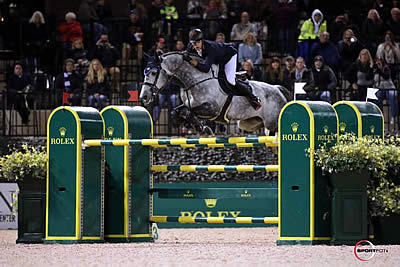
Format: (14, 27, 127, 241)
(190, 59, 198, 66)
(183, 54, 192, 63)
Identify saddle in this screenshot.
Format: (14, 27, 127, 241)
(212, 67, 253, 124)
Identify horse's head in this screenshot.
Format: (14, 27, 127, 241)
(140, 53, 169, 106)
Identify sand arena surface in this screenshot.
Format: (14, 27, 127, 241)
(1, 228, 399, 266)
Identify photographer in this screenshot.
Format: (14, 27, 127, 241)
(338, 29, 364, 72)
(54, 59, 83, 106)
(90, 34, 120, 92)
(373, 57, 398, 127)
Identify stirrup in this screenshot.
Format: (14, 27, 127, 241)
(250, 99, 262, 111)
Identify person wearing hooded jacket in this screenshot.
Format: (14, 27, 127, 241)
(296, 9, 327, 64)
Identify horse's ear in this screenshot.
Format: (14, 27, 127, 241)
(156, 51, 163, 63)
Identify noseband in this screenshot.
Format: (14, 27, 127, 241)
(143, 67, 167, 97)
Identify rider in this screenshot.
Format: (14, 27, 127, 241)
(184, 28, 262, 110)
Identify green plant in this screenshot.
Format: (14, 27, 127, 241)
(0, 144, 46, 181)
(311, 134, 400, 217)
(311, 133, 387, 179)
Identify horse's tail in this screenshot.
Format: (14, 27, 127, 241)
(277, 85, 293, 102)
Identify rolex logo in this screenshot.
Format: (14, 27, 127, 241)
(370, 125, 375, 134)
(204, 199, 217, 208)
(107, 127, 114, 136)
(59, 127, 66, 137)
(339, 122, 346, 133)
(323, 125, 329, 134)
(291, 122, 299, 133)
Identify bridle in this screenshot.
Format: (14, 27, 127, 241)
(142, 66, 167, 98)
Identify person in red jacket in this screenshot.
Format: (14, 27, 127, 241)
(59, 12, 83, 50)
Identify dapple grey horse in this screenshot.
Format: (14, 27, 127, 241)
(140, 52, 292, 135)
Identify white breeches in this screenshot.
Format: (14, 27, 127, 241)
(224, 54, 237, 86)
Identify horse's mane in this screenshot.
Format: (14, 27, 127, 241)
(161, 51, 203, 61)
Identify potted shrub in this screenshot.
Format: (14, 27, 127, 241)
(314, 134, 400, 244)
(0, 144, 47, 243)
(311, 134, 390, 245)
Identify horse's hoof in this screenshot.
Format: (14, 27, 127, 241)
(202, 126, 214, 136)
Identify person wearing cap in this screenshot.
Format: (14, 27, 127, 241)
(147, 37, 169, 56)
(184, 28, 261, 110)
(54, 58, 83, 106)
(310, 55, 337, 103)
(122, 9, 145, 65)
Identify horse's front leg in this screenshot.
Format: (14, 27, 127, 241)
(172, 105, 214, 135)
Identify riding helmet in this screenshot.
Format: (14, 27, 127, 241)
(189, 29, 203, 42)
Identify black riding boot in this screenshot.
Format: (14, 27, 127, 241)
(235, 80, 262, 110)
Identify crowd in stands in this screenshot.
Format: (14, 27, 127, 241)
(5, 0, 400, 128)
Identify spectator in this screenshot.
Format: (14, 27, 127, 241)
(238, 32, 262, 65)
(338, 29, 364, 72)
(387, 8, 400, 43)
(376, 30, 400, 79)
(296, 9, 327, 64)
(262, 57, 284, 86)
(373, 57, 397, 126)
(59, 12, 83, 50)
(273, 0, 297, 56)
(147, 37, 169, 55)
(187, 0, 203, 19)
(372, 0, 391, 22)
(7, 63, 34, 124)
(361, 9, 384, 55)
(153, 37, 183, 122)
(288, 56, 314, 93)
(122, 9, 145, 65)
(310, 55, 337, 103)
(240, 59, 261, 81)
(24, 11, 49, 71)
(54, 58, 83, 106)
(345, 49, 374, 100)
(283, 55, 295, 89)
(149, 0, 164, 25)
(160, 0, 179, 37)
(203, 0, 227, 39)
(85, 59, 109, 109)
(175, 39, 185, 51)
(78, 0, 100, 22)
(67, 39, 90, 76)
(90, 33, 120, 91)
(95, 0, 112, 22)
(311, 31, 340, 71)
(129, 0, 147, 19)
(227, 0, 248, 27)
(230, 12, 257, 41)
(215, 32, 225, 42)
(330, 12, 358, 43)
(78, 0, 107, 42)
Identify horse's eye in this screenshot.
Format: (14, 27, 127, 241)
(151, 72, 156, 76)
